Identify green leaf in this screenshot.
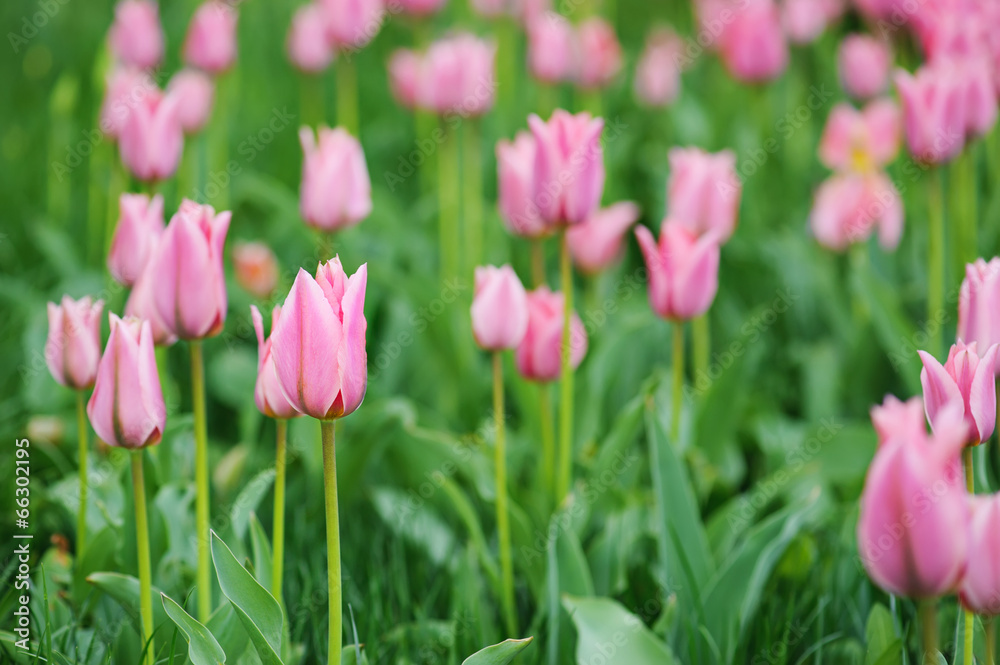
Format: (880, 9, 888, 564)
(228, 469, 276, 541)
(341, 644, 371, 664)
(86, 572, 169, 636)
(461, 637, 534, 665)
(562, 596, 679, 665)
(160, 592, 227, 665)
(206, 604, 251, 663)
(249, 512, 273, 591)
(863, 603, 894, 665)
(71, 526, 118, 605)
(210, 531, 284, 665)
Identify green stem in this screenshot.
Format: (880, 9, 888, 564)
(539, 385, 555, 499)
(692, 314, 709, 386)
(191, 340, 212, 622)
(493, 352, 517, 637)
(131, 451, 154, 665)
(337, 59, 359, 136)
(531, 238, 546, 287)
(438, 121, 460, 280)
(300, 73, 325, 129)
(76, 391, 88, 556)
(497, 18, 519, 132)
(557, 231, 575, 499)
(463, 120, 483, 278)
(672, 323, 684, 442)
(273, 419, 287, 603)
(321, 420, 342, 665)
(104, 156, 123, 257)
(921, 600, 938, 665)
(928, 169, 945, 359)
(987, 616, 995, 665)
(964, 447, 975, 665)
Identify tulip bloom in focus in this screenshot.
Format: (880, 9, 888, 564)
(528, 110, 605, 227)
(109, 193, 164, 286)
(667, 147, 741, 242)
(515, 287, 587, 382)
(184, 1, 238, 74)
(918, 340, 999, 445)
(299, 126, 372, 232)
(471, 265, 529, 351)
(46, 296, 104, 390)
(251, 305, 300, 420)
(566, 202, 640, 273)
(635, 222, 721, 321)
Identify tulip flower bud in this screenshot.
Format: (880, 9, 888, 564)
(818, 100, 900, 174)
(299, 126, 372, 232)
(958, 258, 1000, 355)
(634, 28, 684, 108)
(496, 132, 550, 238)
(167, 69, 215, 134)
(233, 241, 280, 300)
(87, 314, 166, 449)
(270, 257, 368, 420)
(388, 49, 421, 110)
(960, 495, 1000, 615)
(667, 147, 741, 242)
(528, 110, 605, 227)
(704, 0, 787, 83)
(151, 199, 231, 340)
(100, 67, 157, 139)
(471, 265, 529, 351)
(108, 0, 164, 69)
(251, 305, 300, 420)
(45, 296, 104, 390)
(857, 399, 968, 598)
(566, 201, 640, 274)
(895, 64, 966, 164)
(870, 395, 925, 446)
(919, 340, 999, 446)
(515, 287, 587, 382)
(809, 172, 903, 251)
(782, 0, 841, 45)
(527, 13, 575, 85)
(397, 0, 446, 15)
(321, 0, 384, 50)
(575, 18, 622, 90)
(118, 86, 184, 183)
(108, 193, 164, 287)
(421, 34, 496, 117)
(288, 3, 335, 74)
(125, 262, 178, 347)
(838, 35, 891, 100)
(635, 222, 721, 322)
(184, 1, 238, 74)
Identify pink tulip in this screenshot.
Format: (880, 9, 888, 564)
(469, 0, 507, 18)
(233, 242, 280, 299)
(566, 201, 641, 274)
(528, 110, 605, 226)
(635, 28, 684, 108)
(634, 222, 721, 321)
(251, 305, 300, 420)
(518, 0, 552, 25)
(857, 398, 968, 598)
(919, 340, 999, 445)
(960, 495, 1000, 615)
(895, 64, 966, 164)
(708, 0, 788, 83)
(818, 99, 900, 173)
(527, 13, 575, 85)
(852, 0, 899, 20)
(118, 86, 184, 182)
(496, 132, 550, 238)
(515, 287, 587, 382)
(151, 199, 231, 340)
(870, 395, 926, 446)
(100, 67, 157, 139)
(125, 262, 178, 347)
(45, 296, 104, 390)
(184, 1, 238, 74)
(288, 3, 335, 73)
(270, 257, 368, 420)
(108, 0, 164, 69)
(388, 50, 421, 110)
(471, 265, 529, 351)
(958, 258, 1000, 354)
(809, 172, 903, 251)
(87, 315, 166, 449)
(397, 0, 446, 15)
(420, 34, 496, 116)
(782, 0, 842, 45)
(299, 126, 372, 232)
(838, 35, 891, 100)
(667, 147, 741, 242)
(108, 193, 164, 286)
(321, 0, 384, 50)
(167, 69, 215, 134)
(954, 55, 998, 138)
(575, 18, 623, 90)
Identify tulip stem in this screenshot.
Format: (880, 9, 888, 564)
(965, 448, 975, 494)
(493, 352, 517, 637)
(964, 448, 975, 665)
(928, 168, 945, 358)
(920, 599, 938, 665)
(463, 119, 483, 278)
(692, 314, 709, 387)
(531, 239, 546, 287)
(438, 121, 460, 281)
(272, 418, 287, 603)
(672, 323, 684, 443)
(557, 231, 575, 499)
(300, 73, 325, 129)
(497, 17, 519, 132)
(190, 340, 212, 623)
(951, 148, 977, 270)
(75, 391, 88, 558)
(337, 59, 359, 136)
(986, 616, 995, 665)
(321, 420, 342, 665)
(539, 384, 555, 498)
(131, 451, 155, 665)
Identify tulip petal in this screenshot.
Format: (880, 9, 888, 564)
(337, 263, 368, 418)
(969, 344, 999, 442)
(918, 349, 964, 435)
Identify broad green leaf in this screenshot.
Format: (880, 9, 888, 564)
(863, 602, 895, 665)
(0, 631, 39, 663)
(210, 531, 283, 665)
(161, 592, 227, 665)
(86, 572, 169, 636)
(249, 512, 273, 591)
(207, 603, 251, 663)
(229, 469, 276, 541)
(341, 644, 371, 664)
(462, 637, 534, 665)
(562, 596, 679, 665)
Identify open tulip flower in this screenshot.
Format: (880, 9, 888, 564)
(635, 221, 721, 322)
(918, 340, 999, 446)
(667, 147, 741, 242)
(818, 99, 900, 174)
(958, 258, 1000, 356)
(809, 171, 903, 251)
(566, 201, 640, 274)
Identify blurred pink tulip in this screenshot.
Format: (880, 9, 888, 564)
(109, 193, 164, 286)
(919, 340, 999, 445)
(299, 126, 372, 232)
(818, 99, 900, 172)
(322, 0, 384, 50)
(954, 55, 998, 138)
(100, 67, 157, 139)
(471, 265, 529, 351)
(895, 64, 966, 164)
(420, 34, 496, 116)
(635, 28, 684, 107)
(388, 50, 421, 109)
(496, 132, 550, 238)
(708, 0, 788, 83)
(528, 110, 605, 226)
(270, 257, 368, 420)
(151, 200, 231, 340)
(45, 296, 104, 390)
(87, 315, 166, 449)
(515, 287, 587, 382)
(288, 3, 335, 73)
(184, 1, 238, 74)
(575, 18, 623, 90)
(838, 35, 891, 100)
(108, 0, 164, 69)
(635, 222, 721, 321)
(566, 201, 640, 274)
(125, 262, 178, 347)
(667, 147, 741, 242)
(469, 0, 507, 18)
(782, 0, 842, 44)
(527, 13, 575, 85)
(234, 242, 280, 299)
(167, 69, 215, 134)
(809, 172, 903, 251)
(958, 258, 1000, 354)
(870, 395, 926, 446)
(857, 398, 968, 598)
(118, 86, 184, 182)
(397, 0, 446, 15)
(852, 0, 899, 20)
(960, 495, 1000, 615)
(251, 305, 300, 420)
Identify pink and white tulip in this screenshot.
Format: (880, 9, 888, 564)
(667, 147, 741, 242)
(496, 132, 549, 238)
(471, 265, 529, 351)
(574, 18, 623, 90)
(167, 69, 215, 134)
(299, 126, 372, 232)
(108, 193, 164, 286)
(45, 296, 104, 390)
(288, 3, 335, 73)
(515, 287, 587, 382)
(108, 0, 164, 69)
(635, 222, 721, 321)
(958, 258, 1000, 355)
(818, 99, 900, 173)
(184, 1, 238, 74)
(251, 305, 300, 420)
(566, 202, 640, 274)
(528, 110, 605, 226)
(838, 35, 891, 100)
(919, 340, 999, 446)
(960, 495, 1000, 615)
(118, 86, 184, 182)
